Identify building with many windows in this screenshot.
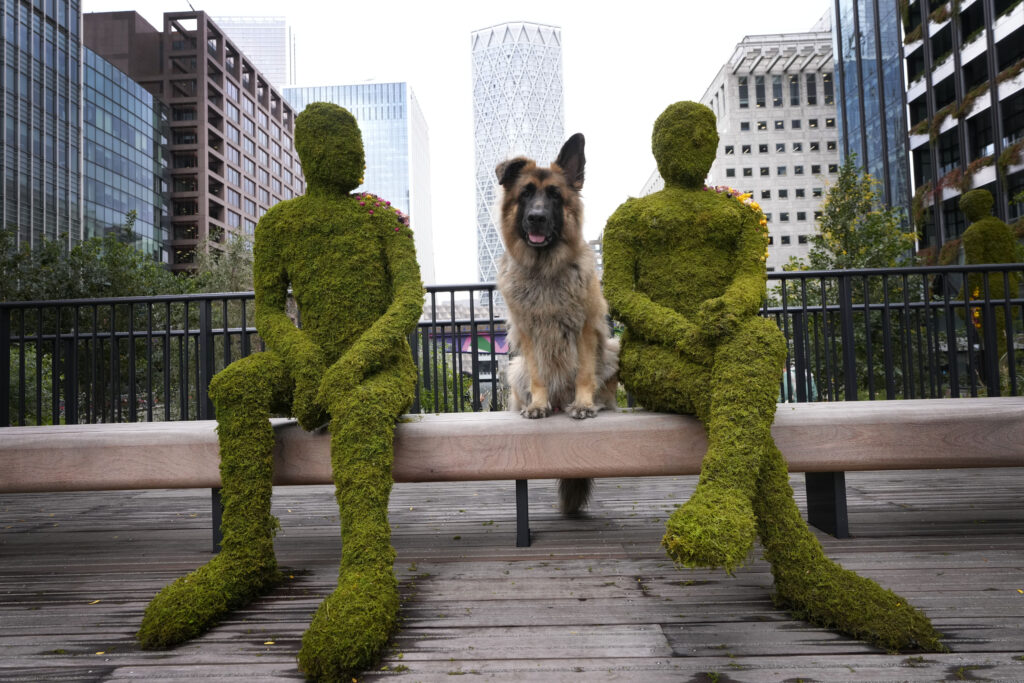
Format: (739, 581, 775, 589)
(699, 29, 840, 271)
(2, 0, 82, 250)
(84, 11, 304, 271)
(833, 0, 912, 216)
(212, 16, 294, 90)
(904, 0, 1024, 252)
(471, 21, 565, 290)
(82, 47, 169, 262)
(284, 83, 435, 283)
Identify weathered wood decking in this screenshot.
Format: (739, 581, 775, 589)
(2, 470, 1023, 682)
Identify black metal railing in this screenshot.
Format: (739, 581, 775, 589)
(3, 265, 1022, 426)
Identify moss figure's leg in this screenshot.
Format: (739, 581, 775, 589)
(298, 356, 416, 681)
(138, 352, 291, 649)
(664, 318, 785, 571)
(755, 441, 944, 651)
(618, 335, 708, 416)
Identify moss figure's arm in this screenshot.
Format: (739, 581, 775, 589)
(253, 212, 327, 429)
(602, 201, 703, 359)
(698, 208, 768, 339)
(318, 221, 423, 407)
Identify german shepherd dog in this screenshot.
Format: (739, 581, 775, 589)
(495, 133, 620, 515)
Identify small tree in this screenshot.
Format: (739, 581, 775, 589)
(193, 234, 255, 293)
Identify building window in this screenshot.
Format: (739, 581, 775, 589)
(780, 212, 790, 222)
(226, 188, 240, 207)
(797, 211, 807, 221)
(724, 145, 735, 154)
(789, 74, 800, 106)
(776, 143, 786, 153)
(244, 178, 256, 195)
(826, 140, 837, 151)
(814, 211, 823, 220)
(823, 72, 834, 105)
(760, 167, 770, 176)
(726, 168, 736, 177)
(813, 187, 823, 197)
(777, 166, 787, 176)
(226, 145, 240, 164)
(828, 164, 838, 173)
(791, 119, 801, 129)
(778, 189, 788, 199)
(765, 213, 772, 222)
(825, 118, 836, 129)
(759, 144, 769, 153)
(761, 189, 771, 199)
(243, 117, 255, 136)
(227, 210, 241, 228)
(808, 119, 818, 129)
(738, 76, 749, 109)
(743, 167, 753, 177)
(225, 124, 239, 143)
(792, 142, 803, 152)
(772, 75, 783, 106)
(757, 120, 767, 131)
(806, 74, 817, 105)
(742, 144, 752, 153)
(795, 188, 806, 198)
(798, 234, 808, 244)
(774, 120, 785, 130)
(768, 235, 774, 245)
(741, 121, 751, 131)
(244, 198, 257, 215)
(226, 167, 240, 186)
(755, 75, 766, 107)
(794, 165, 804, 175)
(810, 141, 820, 151)
(244, 158, 256, 175)
(811, 164, 821, 174)
(781, 235, 791, 244)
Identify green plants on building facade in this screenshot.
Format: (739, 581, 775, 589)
(135, 103, 424, 682)
(602, 101, 943, 652)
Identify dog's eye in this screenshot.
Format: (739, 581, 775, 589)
(520, 183, 536, 198)
(545, 186, 561, 199)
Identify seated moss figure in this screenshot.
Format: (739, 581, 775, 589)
(136, 103, 423, 680)
(602, 101, 943, 651)
(960, 189, 1020, 362)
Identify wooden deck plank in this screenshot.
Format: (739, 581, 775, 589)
(2, 470, 1024, 681)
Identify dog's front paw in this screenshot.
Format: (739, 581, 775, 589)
(568, 401, 598, 419)
(521, 402, 552, 419)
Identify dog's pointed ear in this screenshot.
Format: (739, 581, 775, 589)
(496, 157, 530, 188)
(554, 133, 585, 190)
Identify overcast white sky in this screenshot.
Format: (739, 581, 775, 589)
(82, 0, 831, 284)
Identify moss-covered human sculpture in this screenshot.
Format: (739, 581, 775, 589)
(602, 101, 943, 651)
(136, 103, 423, 680)
(960, 189, 1019, 361)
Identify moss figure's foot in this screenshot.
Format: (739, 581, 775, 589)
(662, 486, 756, 572)
(298, 565, 400, 681)
(137, 549, 280, 649)
(772, 555, 944, 652)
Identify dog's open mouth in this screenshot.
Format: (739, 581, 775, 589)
(527, 232, 550, 246)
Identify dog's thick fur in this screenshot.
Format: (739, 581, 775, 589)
(495, 133, 620, 515)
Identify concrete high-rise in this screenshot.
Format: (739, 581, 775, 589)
(698, 29, 840, 271)
(471, 21, 565, 288)
(84, 11, 304, 271)
(903, 0, 1023, 251)
(1, 0, 82, 250)
(212, 16, 295, 89)
(285, 83, 436, 283)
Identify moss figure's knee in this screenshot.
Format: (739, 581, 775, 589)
(209, 354, 289, 412)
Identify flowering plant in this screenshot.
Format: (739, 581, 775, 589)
(354, 192, 411, 229)
(703, 185, 770, 260)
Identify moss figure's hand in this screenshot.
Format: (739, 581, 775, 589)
(293, 373, 328, 431)
(696, 297, 738, 342)
(316, 358, 361, 414)
(674, 324, 710, 361)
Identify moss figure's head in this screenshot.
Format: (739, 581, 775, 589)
(652, 101, 718, 188)
(960, 189, 993, 223)
(294, 102, 365, 194)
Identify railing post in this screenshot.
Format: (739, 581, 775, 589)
(792, 310, 808, 403)
(804, 275, 852, 539)
(981, 296, 1000, 397)
(64, 337, 78, 424)
(1, 307, 10, 427)
(198, 299, 215, 420)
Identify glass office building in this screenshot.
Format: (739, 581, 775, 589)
(471, 21, 565, 288)
(833, 0, 911, 216)
(82, 48, 169, 262)
(1, 0, 81, 250)
(285, 82, 436, 283)
(212, 16, 294, 89)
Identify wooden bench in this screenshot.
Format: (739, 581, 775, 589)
(3, 398, 1023, 549)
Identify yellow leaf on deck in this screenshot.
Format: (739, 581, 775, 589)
(264, 641, 275, 645)
(88, 600, 101, 605)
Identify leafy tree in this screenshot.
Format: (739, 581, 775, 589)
(788, 154, 916, 272)
(193, 234, 255, 293)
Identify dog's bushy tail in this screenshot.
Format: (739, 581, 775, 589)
(559, 478, 592, 516)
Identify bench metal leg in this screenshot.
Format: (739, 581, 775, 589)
(515, 479, 531, 547)
(211, 487, 223, 553)
(804, 472, 849, 538)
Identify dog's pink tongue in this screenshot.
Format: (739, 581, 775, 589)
(528, 233, 546, 244)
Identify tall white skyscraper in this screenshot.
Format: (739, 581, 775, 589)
(213, 16, 295, 88)
(284, 83, 436, 284)
(471, 21, 565, 287)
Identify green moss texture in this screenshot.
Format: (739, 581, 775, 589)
(960, 189, 1020, 362)
(137, 103, 424, 681)
(602, 101, 943, 652)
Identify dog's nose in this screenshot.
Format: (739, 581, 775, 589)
(527, 211, 547, 225)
